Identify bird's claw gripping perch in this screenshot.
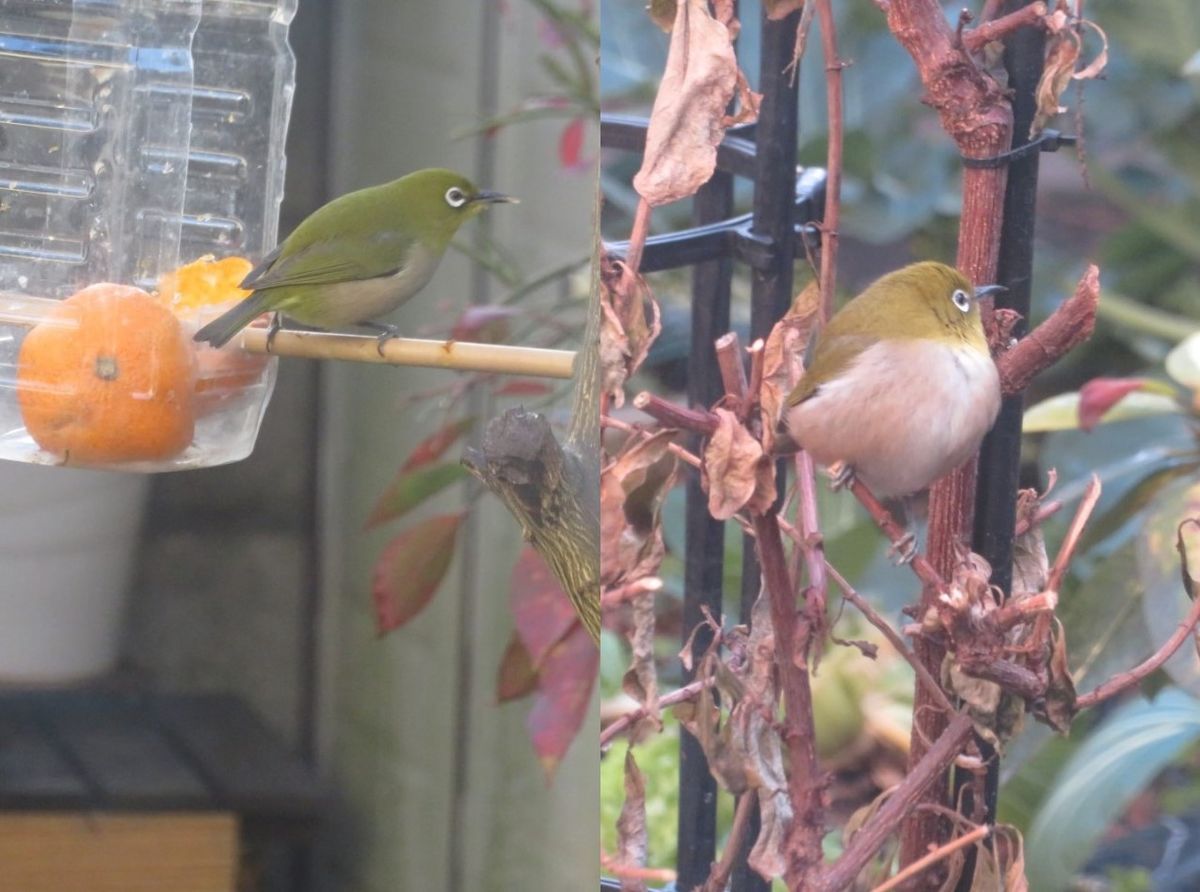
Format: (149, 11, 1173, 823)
(829, 463, 857, 492)
(368, 323, 401, 357)
(888, 531, 919, 565)
(265, 313, 283, 354)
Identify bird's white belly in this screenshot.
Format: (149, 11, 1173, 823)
(286, 244, 443, 328)
(783, 339, 1001, 498)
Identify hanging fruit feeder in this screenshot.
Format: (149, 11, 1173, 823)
(0, 1, 573, 473)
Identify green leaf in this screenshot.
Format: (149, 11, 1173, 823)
(364, 462, 468, 529)
(1024, 390, 1182, 433)
(1025, 690, 1200, 891)
(1137, 477, 1200, 695)
(371, 513, 464, 633)
(1166, 331, 1200, 389)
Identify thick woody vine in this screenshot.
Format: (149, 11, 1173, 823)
(600, 2, 1200, 891)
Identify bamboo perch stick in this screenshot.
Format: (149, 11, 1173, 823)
(236, 328, 576, 378)
(0, 292, 576, 379)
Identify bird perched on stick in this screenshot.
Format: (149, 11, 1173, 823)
(776, 261, 1004, 502)
(193, 168, 516, 351)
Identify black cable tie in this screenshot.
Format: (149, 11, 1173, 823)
(962, 129, 1077, 169)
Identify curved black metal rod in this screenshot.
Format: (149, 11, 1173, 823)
(603, 166, 825, 273)
(602, 113, 761, 181)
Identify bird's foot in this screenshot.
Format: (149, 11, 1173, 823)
(888, 531, 919, 565)
(829, 463, 857, 492)
(265, 313, 283, 354)
(364, 322, 401, 357)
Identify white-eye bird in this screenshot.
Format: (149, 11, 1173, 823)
(777, 261, 1004, 500)
(193, 168, 516, 350)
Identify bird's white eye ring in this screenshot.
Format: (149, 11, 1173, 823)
(445, 187, 467, 208)
(951, 288, 971, 313)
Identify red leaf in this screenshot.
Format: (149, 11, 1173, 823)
(510, 546, 578, 664)
(558, 117, 587, 171)
(372, 513, 464, 634)
(492, 378, 554, 398)
(526, 620, 598, 779)
(496, 632, 539, 702)
(450, 305, 520, 343)
(400, 417, 475, 472)
(1078, 377, 1151, 432)
(363, 462, 468, 530)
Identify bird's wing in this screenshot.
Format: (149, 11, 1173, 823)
(243, 230, 418, 290)
(786, 332, 879, 406)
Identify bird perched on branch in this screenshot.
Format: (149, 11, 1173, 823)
(776, 261, 1004, 501)
(193, 168, 516, 351)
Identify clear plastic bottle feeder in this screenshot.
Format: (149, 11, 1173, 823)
(0, 0, 295, 471)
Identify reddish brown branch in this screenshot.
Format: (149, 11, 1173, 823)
(600, 676, 717, 749)
(997, 265, 1100, 396)
(815, 712, 976, 892)
(700, 792, 757, 892)
(624, 198, 652, 276)
(845, 475, 947, 592)
(632, 391, 719, 434)
(825, 560, 956, 714)
(962, 2, 1047, 53)
(814, 0, 844, 320)
(796, 452, 829, 631)
(870, 824, 991, 892)
(1045, 474, 1101, 594)
(753, 511, 824, 883)
(1077, 521, 1200, 709)
(715, 331, 749, 418)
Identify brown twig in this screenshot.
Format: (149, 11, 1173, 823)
(602, 577, 665, 608)
(599, 676, 717, 750)
(997, 265, 1100, 396)
(1077, 521, 1200, 708)
(601, 416, 702, 468)
(825, 561, 956, 715)
(1014, 499, 1063, 536)
(715, 331, 750, 418)
(700, 791, 758, 892)
(962, 1, 1047, 53)
(1045, 474, 1101, 594)
(845, 475, 947, 592)
(796, 452, 829, 628)
(632, 391, 719, 435)
(979, 0, 1006, 23)
(753, 510, 825, 883)
(624, 198, 652, 276)
(815, 712, 977, 892)
(814, 0, 844, 321)
(870, 824, 991, 892)
(747, 337, 766, 408)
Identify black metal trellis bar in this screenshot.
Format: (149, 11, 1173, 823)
(964, 5, 1048, 889)
(599, 7, 812, 889)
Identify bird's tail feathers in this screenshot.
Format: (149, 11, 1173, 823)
(193, 292, 274, 348)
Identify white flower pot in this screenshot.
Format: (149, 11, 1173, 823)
(0, 462, 149, 684)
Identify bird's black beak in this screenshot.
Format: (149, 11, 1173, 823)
(974, 284, 1007, 300)
(471, 190, 519, 205)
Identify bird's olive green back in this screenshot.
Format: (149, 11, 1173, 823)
(786, 262, 987, 406)
(244, 169, 483, 291)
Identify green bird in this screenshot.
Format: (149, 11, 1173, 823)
(193, 168, 516, 350)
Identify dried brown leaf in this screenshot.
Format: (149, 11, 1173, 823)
(1013, 489, 1050, 597)
(600, 429, 678, 587)
(1031, 29, 1080, 137)
(633, 0, 740, 206)
(1073, 19, 1109, 81)
(600, 259, 662, 408)
(760, 281, 821, 454)
(617, 750, 648, 892)
(704, 408, 767, 520)
(1038, 618, 1077, 733)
